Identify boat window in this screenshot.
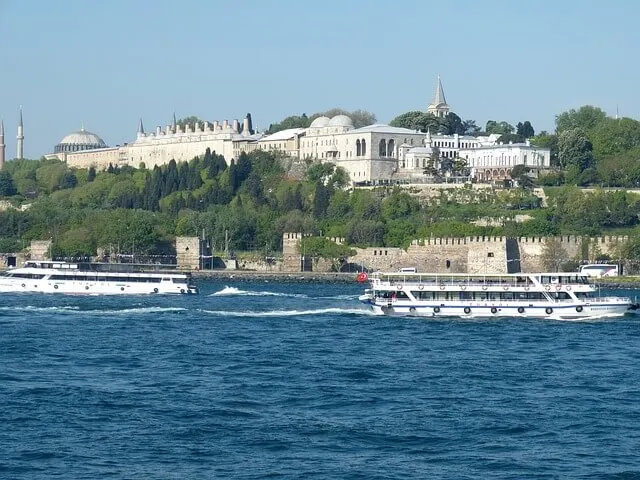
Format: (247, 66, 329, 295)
(172, 278, 186, 283)
(9, 273, 46, 279)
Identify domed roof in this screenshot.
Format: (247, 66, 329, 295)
(58, 128, 106, 147)
(54, 127, 107, 154)
(309, 116, 331, 128)
(328, 114, 354, 127)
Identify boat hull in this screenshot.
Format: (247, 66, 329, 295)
(0, 279, 197, 295)
(361, 299, 631, 320)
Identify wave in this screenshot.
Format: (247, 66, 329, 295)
(210, 286, 308, 298)
(0, 305, 80, 312)
(209, 287, 357, 301)
(198, 307, 377, 317)
(0, 305, 186, 315)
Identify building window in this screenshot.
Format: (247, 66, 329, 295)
(361, 139, 366, 156)
(379, 139, 387, 157)
(488, 252, 494, 257)
(387, 139, 395, 157)
(356, 139, 361, 156)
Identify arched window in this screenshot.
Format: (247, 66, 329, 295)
(361, 139, 367, 156)
(387, 139, 395, 157)
(379, 139, 387, 157)
(356, 139, 361, 156)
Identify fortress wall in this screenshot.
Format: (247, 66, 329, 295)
(282, 233, 632, 274)
(175, 237, 201, 270)
(467, 238, 508, 274)
(29, 240, 52, 261)
(518, 235, 629, 272)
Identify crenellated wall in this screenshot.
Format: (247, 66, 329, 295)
(280, 232, 631, 273)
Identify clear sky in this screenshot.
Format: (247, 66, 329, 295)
(0, 0, 637, 159)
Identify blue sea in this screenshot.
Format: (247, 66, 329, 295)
(2, 280, 640, 479)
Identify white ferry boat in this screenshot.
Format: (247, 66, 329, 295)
(0, 261, 198, 295)
(358, 271, 636, 319)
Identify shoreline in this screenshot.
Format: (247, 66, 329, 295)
(191, 270, 640, 289)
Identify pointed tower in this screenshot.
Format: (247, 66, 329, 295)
(0, 119, 5, 170)
(426, 75, 450, 118)
(172, 112, 177, 133)
(137, 117, 145, 138)
(16, 107, 24, 159)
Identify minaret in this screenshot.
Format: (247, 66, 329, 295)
(0, 119, 5, 170)
(426, 75, 450, 118)
(16, 107, 24, 159)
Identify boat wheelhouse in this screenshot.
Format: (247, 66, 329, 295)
(0, 261, 198, 295)
(358, 271, 634, 319)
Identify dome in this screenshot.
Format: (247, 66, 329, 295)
(328, 114, 354, 127)
(55, 128, 107, 154)
(309, 116, 331, 128)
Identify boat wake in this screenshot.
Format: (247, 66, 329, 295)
(198, 307, 377, 317)
(0, 305, 187, 315)
(210, 286, 308, 298)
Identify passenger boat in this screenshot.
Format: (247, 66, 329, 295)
(0, 260, 198, 295)
(358, 271, 635, 319)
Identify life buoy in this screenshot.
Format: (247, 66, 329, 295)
(460, 285, 466, 290)
(576, 305, 583, 313)
(397, 285, 403, 290)
(439, 284, 445, 290)
(555, 285, 562, 291)
(180, 289, 186, 294)
(409, 307, 416, 312)
(433, 307, 440, 313)
(524, 286, 530, 291)
(418, 284, 424, 290)
(545, 285, 551, 291)
(517, 307, 525, 314)
(464, 307, 471, 314)
(356, 272, 368, 283)
(491, 307, 498, 314)
(21, 283, 25, 288)
(120, 287, 125, 291)
(566, 286, 572, 291)
(54, 284, 59, 290)
(482, 285, 488, 291)
(503, 286, 509, 291)
(85, 286, 89, 290)
(153, 288, 159, 294)
(545, 307, 553, 315)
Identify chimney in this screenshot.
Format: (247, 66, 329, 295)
(156, 126, 161, 136)
(232, 119, 239, 132)
(242, 117, 250, 135)
(223, 119, 229, 129)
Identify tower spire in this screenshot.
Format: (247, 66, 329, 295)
(426, 75, 450, 118)
(0, 119, 5, 170)
(432, 75, 447, 106)
(138, 117, 145, 135)
(16, 106, 24, 160)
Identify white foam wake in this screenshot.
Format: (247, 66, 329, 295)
(0, 306, 187, 315)
(198, 307, 377, 317)
(210, 286, 307, 298)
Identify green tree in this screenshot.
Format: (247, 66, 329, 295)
(555, 105, 607, 134)
(557, 128, 594, 171)
(541, 238, 569, 272)
(298, 236, 356, 271)
(0, 170, 17, 196)
(516, 121, 535, 138)
(486, 120, 514, 135)
(590, 117, 640, 158)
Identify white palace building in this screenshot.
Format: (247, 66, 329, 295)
(45, 78, 551, 184)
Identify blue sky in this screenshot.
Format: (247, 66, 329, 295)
(0, 0, 637, 159)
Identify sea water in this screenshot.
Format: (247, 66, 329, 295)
(1, 280, 640, 479)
